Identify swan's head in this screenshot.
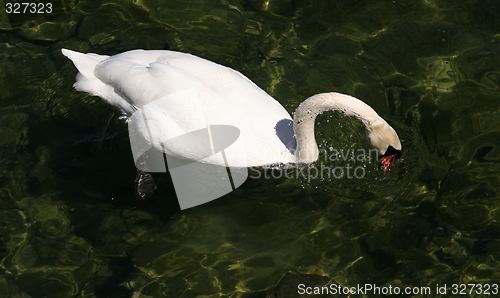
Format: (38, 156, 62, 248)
(367, 120, 402, 158)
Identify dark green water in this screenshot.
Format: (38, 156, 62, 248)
(1, 0, 500, 297)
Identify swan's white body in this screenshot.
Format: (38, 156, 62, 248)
(62, 49, 401, 168)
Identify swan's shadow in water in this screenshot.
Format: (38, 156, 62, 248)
(275, 119, 297, 154)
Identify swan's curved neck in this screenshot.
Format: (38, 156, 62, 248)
(293, 92, 382, 163)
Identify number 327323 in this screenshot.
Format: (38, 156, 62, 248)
(6, 3, 53, 14)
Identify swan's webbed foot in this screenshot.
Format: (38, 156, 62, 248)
(135, 170, 157, 199)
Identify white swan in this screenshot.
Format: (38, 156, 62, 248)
(62, 49, 401, 171)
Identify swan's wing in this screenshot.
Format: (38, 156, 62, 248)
(100, 50, 269, 104)
(107, 50, 249, 89)
(94, 56, 206, 111)
(65, 49, 296, 166)
(130, 88, 210, 153)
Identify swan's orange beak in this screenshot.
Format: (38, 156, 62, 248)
(381, 154, 397, 173)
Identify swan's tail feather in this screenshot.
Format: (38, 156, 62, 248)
(62, 49, 135, 115)
(62, 49, 109, 78)
(62, 48, 110, 95)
